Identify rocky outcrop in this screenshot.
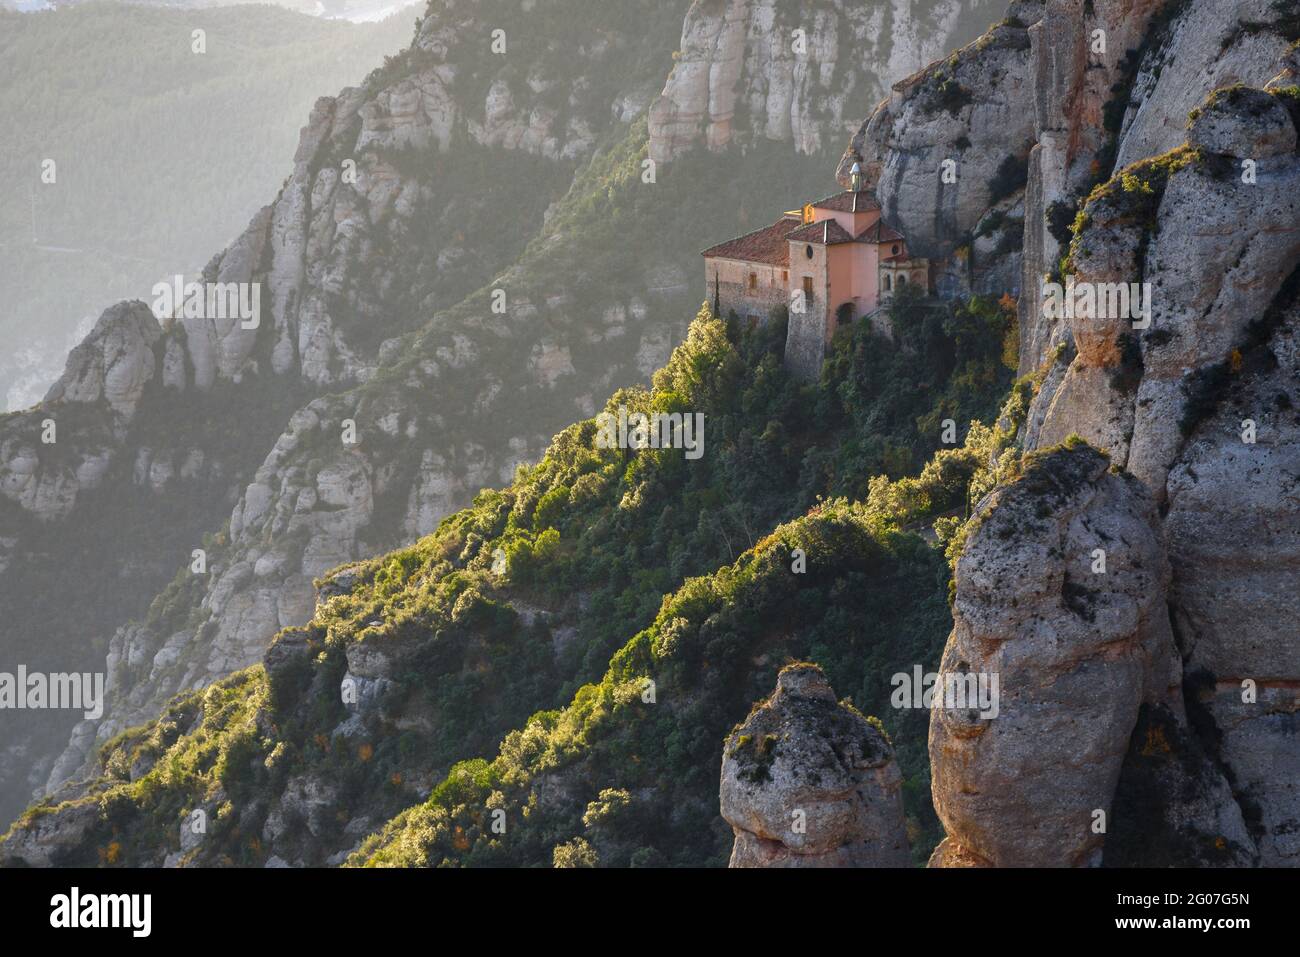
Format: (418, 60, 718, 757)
(1030, 94, 1300, 494)
(0, 302, 158, 522)
(1019, 0, 1294, 371)
(928, 5, 1300, 867)
(838, 2, 1044, 269)
(1113, 2, 1298, 171)
(43, 301, 162, 417)
(0, 414, 114, 523)
(720, 663, 910, 867)
(650, 0, 1005, 164)
(929, 441, 1253, 866)
(0, 797, 102, 869)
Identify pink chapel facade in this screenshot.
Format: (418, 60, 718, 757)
(701, 169, 929, 380)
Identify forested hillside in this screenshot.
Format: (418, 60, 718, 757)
(0, 290, 1020, 866)
(0, 0, 1012, 851)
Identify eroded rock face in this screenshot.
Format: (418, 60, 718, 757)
(650, 0, 1005, 165)
(1011, 82, 1300, 865)
(0, 423, 111, 523)
(842, 0, 1300, 868)
(1031, 125, 1300, 495)
(1019, 0, 1293, 372)
(1105, 703, 1258, 867)
(43, 301, 162, 417)
(930, 442, 1197, 866)
(2, 403, 127, 533)
(1161, 297, 1300, 866)
(0, 302, 157, 520)
(720, 663, 910, 867)
(838, 2, 1044, 263)
(1114, 0, 1297, 172)
(1188, 86, 1297, 158)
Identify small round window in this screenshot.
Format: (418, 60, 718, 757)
(892, 244, 900, 255)
(805, 244, 814, 259)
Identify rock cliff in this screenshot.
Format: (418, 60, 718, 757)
(649, 0, 1004, 164)
(839, 1, 1043, 272)
(721, 663, 910, 867)
(916, 0, 1300, 867)
(929, 440, 1254, 866)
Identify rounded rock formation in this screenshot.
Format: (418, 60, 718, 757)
(720, 662, 910, 867)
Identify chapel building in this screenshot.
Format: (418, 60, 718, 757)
(701, 166, 929, 379)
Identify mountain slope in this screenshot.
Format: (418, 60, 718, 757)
(0, 294, 1019, 866)
(0, 0, 1004, 832)
(10, 0, 1297, 871)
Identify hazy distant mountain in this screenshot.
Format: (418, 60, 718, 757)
(0, 0, 424, 22)
(0, 3, 414, 409)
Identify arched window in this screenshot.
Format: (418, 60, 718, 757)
(898, 274, 907, 287)
(883, 274, 892, 291)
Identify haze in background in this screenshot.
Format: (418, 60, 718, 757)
(1, 0, 424, 23)
(0, 3, 415, 409)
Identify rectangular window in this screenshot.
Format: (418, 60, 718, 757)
(802, 276, 814, 300)
(748, 272, 757, 290)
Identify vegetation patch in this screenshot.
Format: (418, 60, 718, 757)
(1178, 264, 1300, 436)
(1064, 146, 1200, 276)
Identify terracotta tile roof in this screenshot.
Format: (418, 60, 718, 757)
(702, 197, 910, 265)
(786, 219, 854, 245)
(858, 219, 904, 244)
(810, 189, 881, 213)
(701, 215, 799, 266)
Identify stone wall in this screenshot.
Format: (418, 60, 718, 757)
(706, 257, 788, 323)
(784, 240, 829, 380)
